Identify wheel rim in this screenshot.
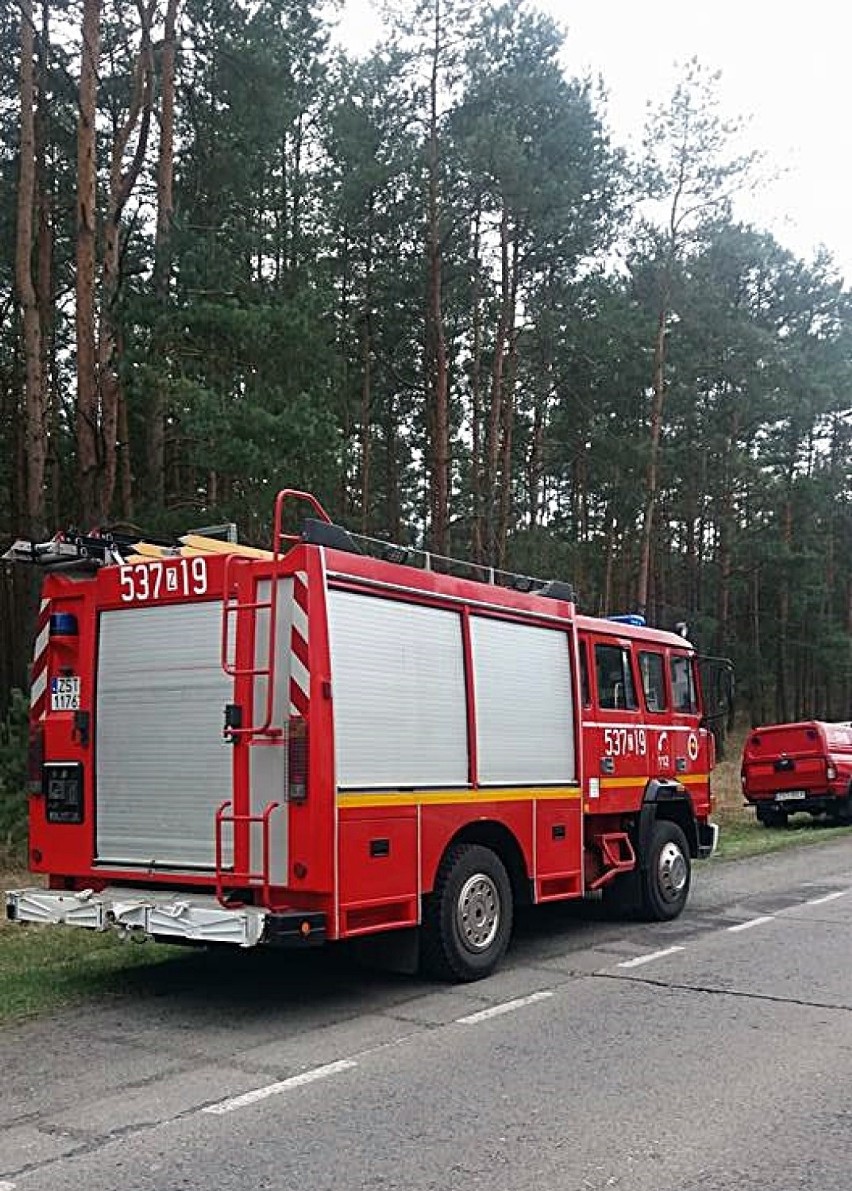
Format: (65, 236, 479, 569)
(456, 872, 501, 953)
(657, 841, 688, 902)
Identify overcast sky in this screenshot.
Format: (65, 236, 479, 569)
(334, 0, 852, 285)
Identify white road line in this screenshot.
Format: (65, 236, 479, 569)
(805, 890, 847, 906)
(202, 1059, 357, 1115)
(456, 990, 554, 1024)
(727, 915, 774, 933)
(616, 946, 684, 969)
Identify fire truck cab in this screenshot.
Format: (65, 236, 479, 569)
(5, 490, 719, 981)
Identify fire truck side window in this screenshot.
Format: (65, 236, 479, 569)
(594, 643, 638, 711)
(670, 654, 698, 713)
(638, 650, 667, 712)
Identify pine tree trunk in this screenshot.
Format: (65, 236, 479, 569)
(775, 495, 792, 722)
(425, 0, 449, 554)
(484, 206, 512, 563)
(75, 0, 101, 525)
(99, 4, 154, 517)
(638, 301, 667, 615)
(16, 0, 46, 535)
(117, 370, 133, 521)
(470, 202, 484, 562)
(385, 400, 401, 542)
(337, 230, 352, 516)
(36, 0, 54, 532)
(496, 240, 520, 568)
(715, 405, 738, 653)
(359, 194, 374, 534)
(148, 0, 179, 509)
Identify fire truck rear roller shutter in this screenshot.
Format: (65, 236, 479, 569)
(95, 602, 234, 868)
(327, 591, 468, 789)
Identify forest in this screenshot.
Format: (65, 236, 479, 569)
(1, 0, 850, 744)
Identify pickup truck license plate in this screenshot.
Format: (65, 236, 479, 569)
(776, 790, 806, 802)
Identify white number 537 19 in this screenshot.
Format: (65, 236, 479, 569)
(603, 727, 647, 757)
(118, 558, 208, 603)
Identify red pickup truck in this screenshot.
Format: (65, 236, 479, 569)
(741, 720, 852, 826)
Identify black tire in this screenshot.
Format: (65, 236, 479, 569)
(421, 843, 513, 982)
(638, 820, 691, 922)
(828, 796, 852, 826)
(756, 804, 788, 828)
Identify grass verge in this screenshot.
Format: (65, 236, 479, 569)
(714, 815, 852, 860)
(0, 918, 180, 1023)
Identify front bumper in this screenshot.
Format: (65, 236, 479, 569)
(5, 887, 326, 949)
(697, 820, 720, 859)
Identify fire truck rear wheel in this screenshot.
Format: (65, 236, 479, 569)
(421, 843, 513, 982)
(639, 820, 691, 922)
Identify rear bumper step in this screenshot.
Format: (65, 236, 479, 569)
(5, 887, 326, 949)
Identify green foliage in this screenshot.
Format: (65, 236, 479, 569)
(0, 689, 29, 859)
(0, 0, 850, 725)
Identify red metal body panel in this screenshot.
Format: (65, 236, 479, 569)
(417, 799, 536, 893)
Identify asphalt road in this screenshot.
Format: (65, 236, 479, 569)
(3, 837, 852, 1191)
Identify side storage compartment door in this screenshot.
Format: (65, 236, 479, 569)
(338, 808, 419, 935)
(327, 588, 469, 936)
(534, 798, 583, 900)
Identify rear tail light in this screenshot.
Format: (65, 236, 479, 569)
(827, 762, 837, 781)
(28, 722, 44, 795)
(288, 716, 308, 804)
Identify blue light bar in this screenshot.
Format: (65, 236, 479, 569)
(607, 614, 646, 627)
(50, 612, 79, 636)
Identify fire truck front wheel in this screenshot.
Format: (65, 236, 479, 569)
(421, 843, 513, 982)
(639, 820, 691, 921)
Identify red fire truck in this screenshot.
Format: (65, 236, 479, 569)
(4, 490, 719, 980)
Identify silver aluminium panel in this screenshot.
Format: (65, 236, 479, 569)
(247, 578, 290, 885)
(470, 616, 575, 785)
(96, 601, 233, 868)
(327, 590, 468, 789)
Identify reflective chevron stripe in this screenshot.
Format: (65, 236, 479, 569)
(290, 571, 309, 716)
(30, 598, 50, 721)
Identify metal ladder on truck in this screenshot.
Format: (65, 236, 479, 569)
(215, 489, 332, 907)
